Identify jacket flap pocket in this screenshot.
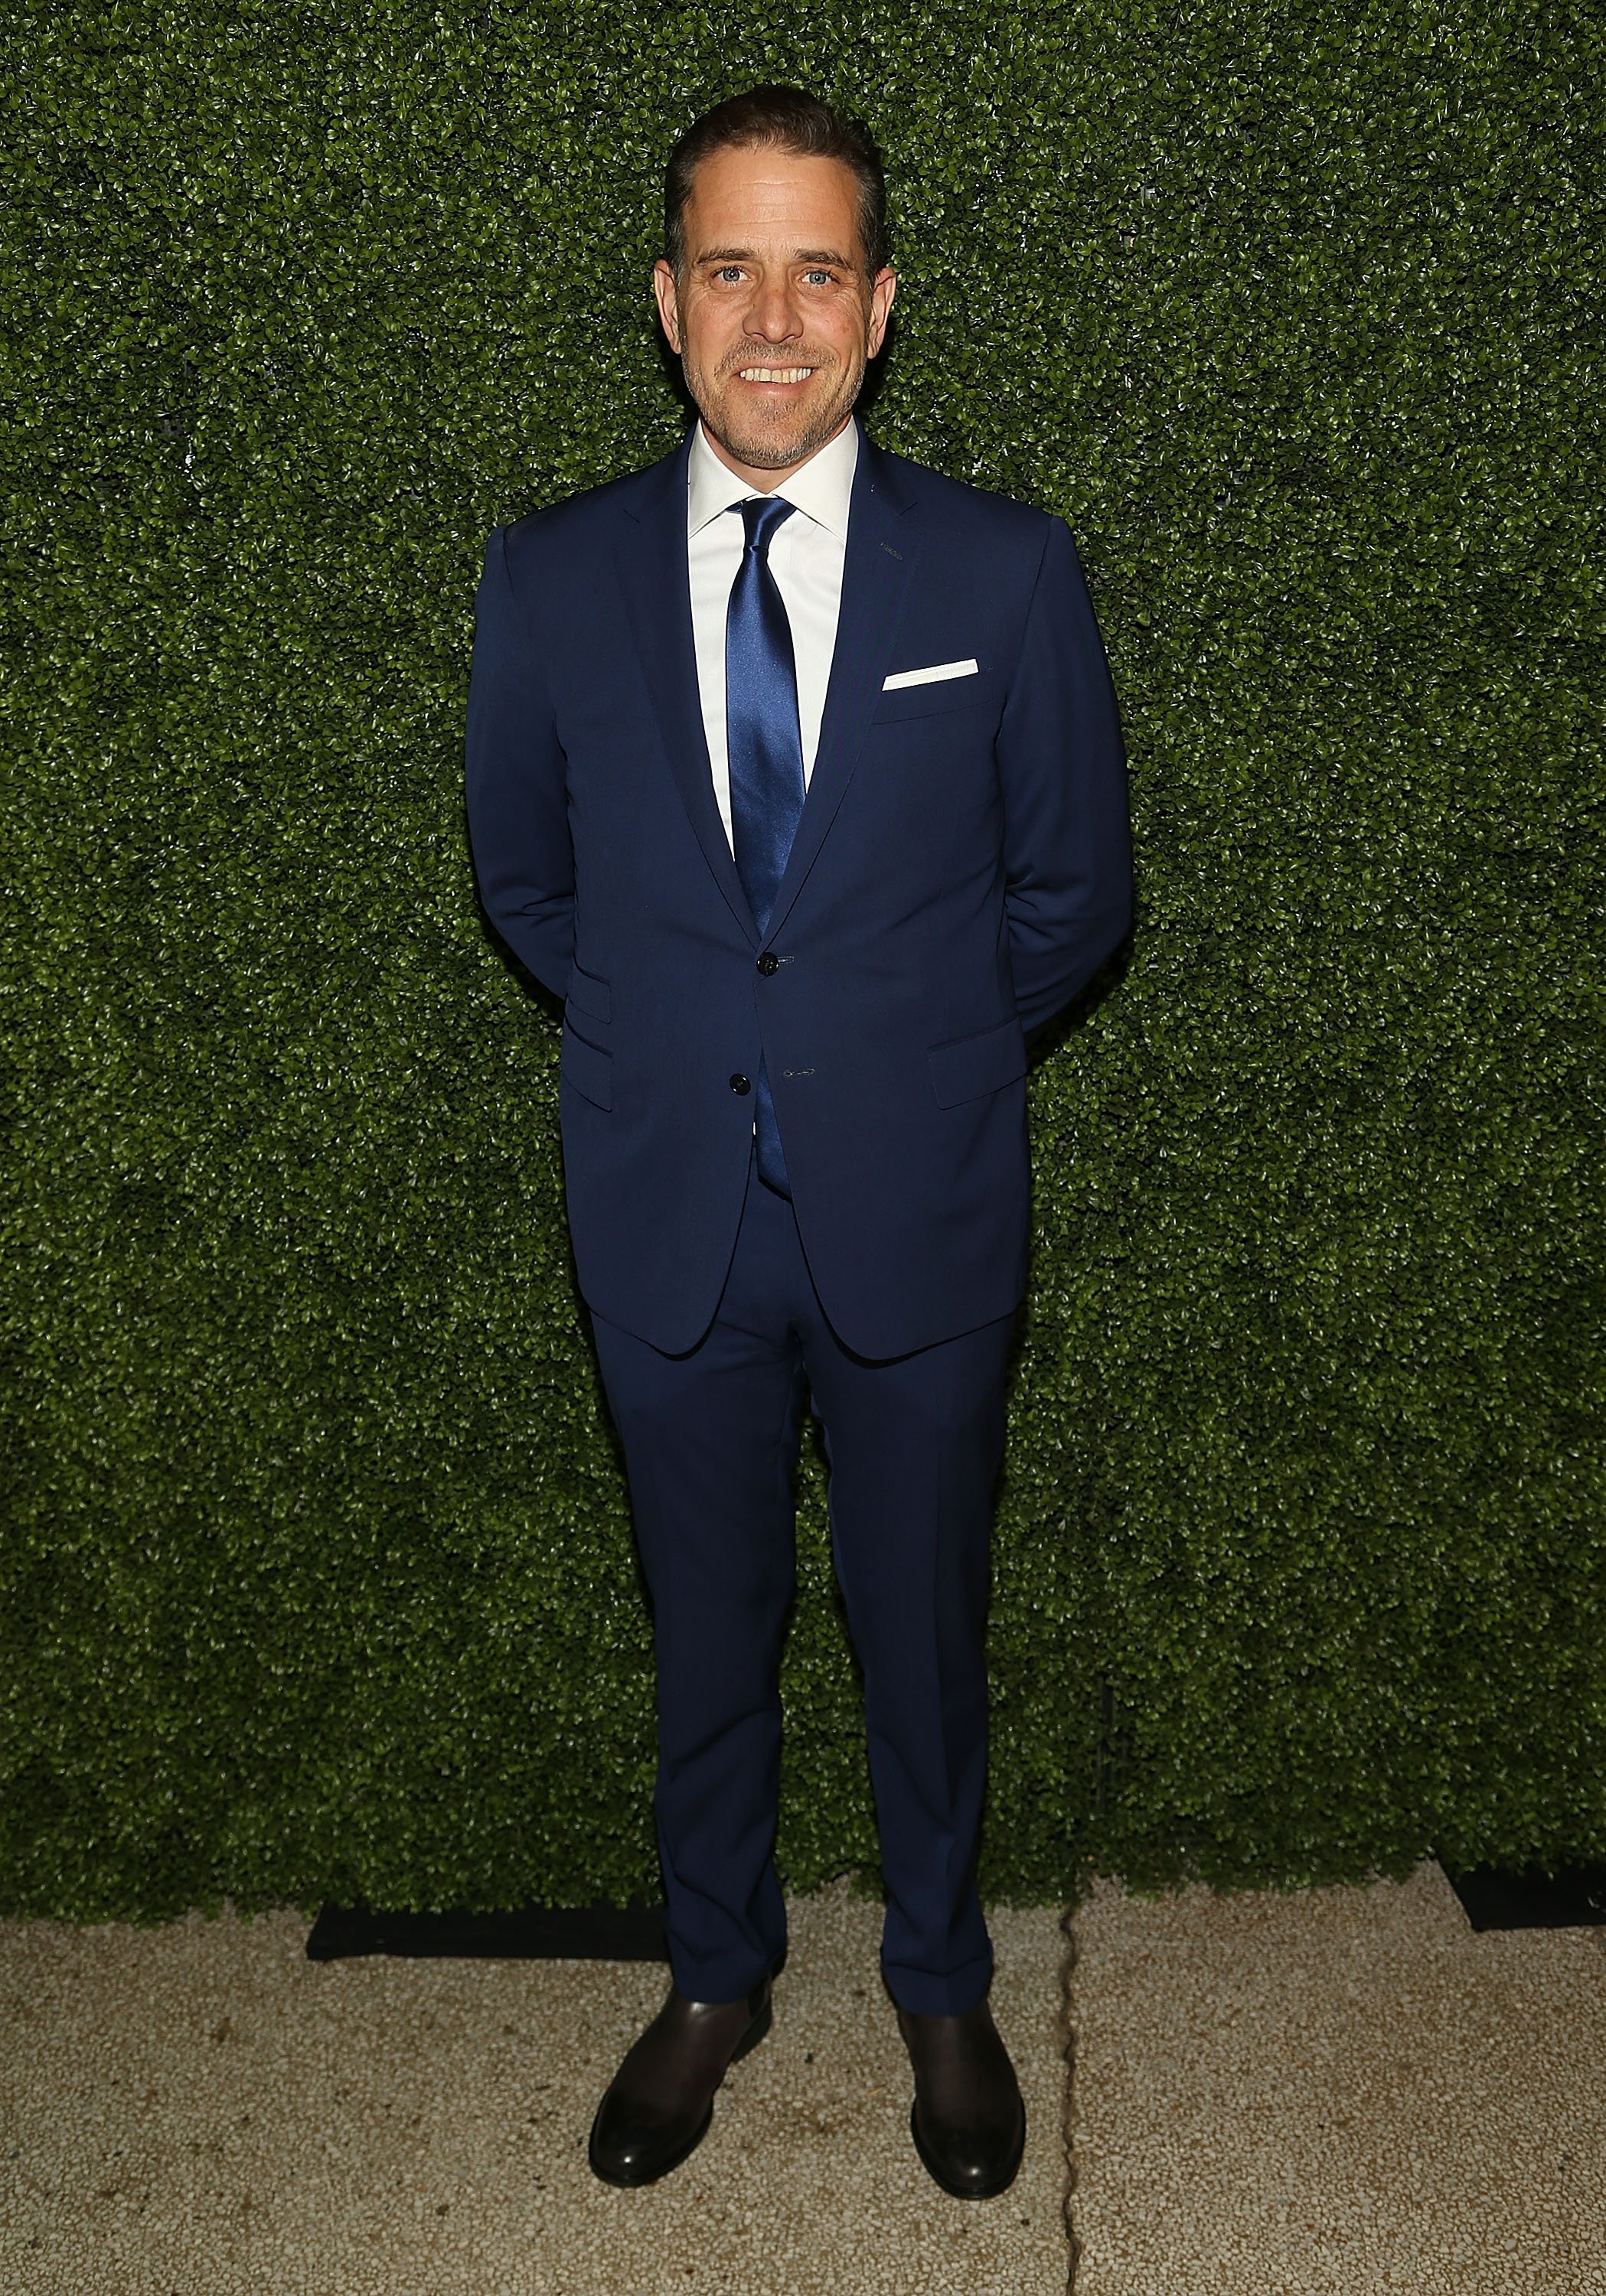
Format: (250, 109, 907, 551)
(929, 1016, 1027, 1109)
(566, 960, 611, 1026)
(561, 1021, 612, 1110)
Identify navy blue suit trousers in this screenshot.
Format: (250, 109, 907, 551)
(592, 1157, 1015, 2014)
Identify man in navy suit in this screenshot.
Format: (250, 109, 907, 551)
(465, 86, 1131, 2197)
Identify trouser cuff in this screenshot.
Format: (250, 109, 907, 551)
(881, 1945, 994, 2018)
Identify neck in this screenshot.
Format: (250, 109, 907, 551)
(697, 413, 852, 492)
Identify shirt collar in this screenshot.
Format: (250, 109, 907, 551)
(687, 415, 859, 541)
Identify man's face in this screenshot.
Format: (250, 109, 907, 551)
(654, 143, 896, 487)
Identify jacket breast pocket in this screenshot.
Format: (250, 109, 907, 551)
(873, 668, 999, 726)
(561, 1020, 612, 1111)
(929, 1016, 1027, 1109)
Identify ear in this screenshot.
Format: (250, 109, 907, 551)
(867, 267, 896, 360)
(653, 259, 683, 354)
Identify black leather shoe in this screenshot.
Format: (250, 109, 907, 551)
(587, 1975, 772, 2187)
(897, 1998, 1026, 2199)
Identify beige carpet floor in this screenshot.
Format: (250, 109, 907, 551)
(0, 1878, 1069, 2295)
(1069, 1860, 1606, 2295)
(4, 1862, 1602, 2293)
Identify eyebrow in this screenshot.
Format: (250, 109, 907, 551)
(694, 246, 856, 269)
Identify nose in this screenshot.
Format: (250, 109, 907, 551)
(743, 272, 803, 344)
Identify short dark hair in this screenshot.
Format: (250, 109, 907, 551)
(664, 86, 889, 278)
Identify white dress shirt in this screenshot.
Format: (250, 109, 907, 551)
(687, 416, 858, 850)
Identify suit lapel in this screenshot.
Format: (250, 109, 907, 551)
(615, 434, 759, 947)
(762, 437, 916, 945)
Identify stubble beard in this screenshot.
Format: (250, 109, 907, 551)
(689, 344, 867, 473)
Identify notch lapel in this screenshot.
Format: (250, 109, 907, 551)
(615, 435, 759, 947)
(762, 439, 916, 945)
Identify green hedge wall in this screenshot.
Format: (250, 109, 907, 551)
(3, 0, 1601, 1919)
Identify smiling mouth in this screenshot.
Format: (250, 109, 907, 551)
(737, 366, 816, 383)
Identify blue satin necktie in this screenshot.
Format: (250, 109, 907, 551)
(726, 495, 805, 1195)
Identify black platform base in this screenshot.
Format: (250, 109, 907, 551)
(1442, 1863, 1606, 1932)
(305, 1900, 668, 1963)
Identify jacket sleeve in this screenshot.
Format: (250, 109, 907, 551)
(996, 517, 1133, 1037)
(463, 525, 574, 1000)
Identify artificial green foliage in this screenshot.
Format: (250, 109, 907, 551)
(3, 0, 1601, 1919)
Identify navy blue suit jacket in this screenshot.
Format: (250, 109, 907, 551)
(465, 426, 1131, 1358)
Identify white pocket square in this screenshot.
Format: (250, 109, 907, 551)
(882, 657, 979, 691)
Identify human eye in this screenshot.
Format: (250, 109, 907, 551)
(801, 268, 836, 287)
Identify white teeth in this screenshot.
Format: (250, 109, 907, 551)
(739, 367, 814, 383)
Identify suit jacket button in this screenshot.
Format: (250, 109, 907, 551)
(756, 951, 779, 975)
(730, 1072, 752, 1095)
